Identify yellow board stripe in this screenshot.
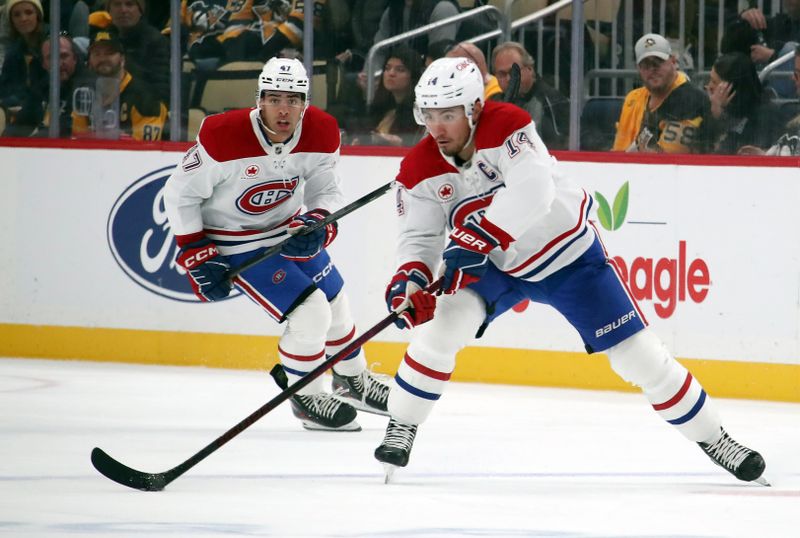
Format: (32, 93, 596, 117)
(1, 323, 797, 402)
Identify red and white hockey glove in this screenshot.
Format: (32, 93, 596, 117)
(280, 209, 338, 261)
(440, 218, 513, 295)
(385, 263, 436, 329)
(176, 234, 232, 301)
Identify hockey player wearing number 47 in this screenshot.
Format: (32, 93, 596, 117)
(164, 58, 390, 432)
(375, 57, 769, 486)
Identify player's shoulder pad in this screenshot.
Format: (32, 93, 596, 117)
(198, 108, 263, 162)
(291, 105, 340, 154)
(473, 100, 534, 149)
(396, 135, 457, 190)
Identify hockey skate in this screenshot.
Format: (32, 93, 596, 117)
(269, 364, 361, 432)
(374, 418, 417, 483)
(698, 428, 769, 485)
(332, 369, 391, 416)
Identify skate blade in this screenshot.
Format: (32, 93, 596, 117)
(753, 475, 771, 487)
(332, 393, 391, 417)
(300, 419, 362, 432)
(382, 463, 398, 484)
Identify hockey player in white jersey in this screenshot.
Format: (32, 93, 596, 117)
(164, 57, 390, 431)
(374, 57, 768, 485)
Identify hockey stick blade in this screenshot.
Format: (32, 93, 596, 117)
(227, 180, 394, 281)
(91, 447, 174, 491)
(89, 280, 439, 492)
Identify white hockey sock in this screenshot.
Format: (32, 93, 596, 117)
(279, 290, 331, 395)
(607, 329, 721, 442)
(326, 293, 367, 377)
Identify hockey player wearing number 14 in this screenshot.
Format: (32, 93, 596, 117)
(164, 58, 390, 432)
(374, 57, 768, 485)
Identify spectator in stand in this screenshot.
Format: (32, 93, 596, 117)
(0, 0, 46, 120)
(349, 44, 424, 146)
(445, 40, 501, 100)
(491, 40, 569, 150)
(740, 44, 800, 156)
(366, 0, 459, 86)
(705, 52, 781, 154)
(73, 30, 166, 141)
(613, 33, 709, 154)
(89, 0, 170, 103)
(4, 33, 92, 137)
(169, 0, 267, 69)
(723, 0, 800, 97)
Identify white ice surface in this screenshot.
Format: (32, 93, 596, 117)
(0, 357, 797, 538)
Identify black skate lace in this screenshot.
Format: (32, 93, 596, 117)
(362, 371, 390, 405)
(383, 419, 417, 451)
(298, 393, 342, 420)
(702, 432, 751, 471)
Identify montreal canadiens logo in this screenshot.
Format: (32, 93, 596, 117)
(107, 166, 239, 302)
(437, 183, 455, 201)
(272, 269, 287, 284)
(237, 176, 299, 215)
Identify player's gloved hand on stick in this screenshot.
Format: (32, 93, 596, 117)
(280, 209, 338, 261)
(385, 267, 436, 329)
(440, 218, 512, 295)
(176, 236, 232, 301)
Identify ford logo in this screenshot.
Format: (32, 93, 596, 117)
(107, 166, 239, 302)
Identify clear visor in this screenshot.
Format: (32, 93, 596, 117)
(259, 93, 306, 109)
(413, 104, 470, 128)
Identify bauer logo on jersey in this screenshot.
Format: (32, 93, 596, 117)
(236, 176, 299, 215)
(107, 166, 240, 302)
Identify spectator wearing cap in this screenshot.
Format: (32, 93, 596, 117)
(72, 30, 167, 141)
(0, 0, 47, 118)
(491, 40, 570, 150)
(89, 0, 169, 103)
(612, 33, 710, 153)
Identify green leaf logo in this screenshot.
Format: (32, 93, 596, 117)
(594, 181, 629, 231)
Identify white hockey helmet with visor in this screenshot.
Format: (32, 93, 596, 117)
(413, 57, 485, 129)
(257, 57, 309, 101)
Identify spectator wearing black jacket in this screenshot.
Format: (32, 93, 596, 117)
(89, 0, 169, 103)
(0, 0, 46, 117)
(491, 40, 570, 150)
(705, 52, 782, 154)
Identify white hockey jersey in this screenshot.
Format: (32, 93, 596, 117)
(165, 106, 344, 254)
(394, 100, 595, 283)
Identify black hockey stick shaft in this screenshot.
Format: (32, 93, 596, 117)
(501, 62, 521, 103)
(90, 280, 439, 491)
(227, 180, 394, 281)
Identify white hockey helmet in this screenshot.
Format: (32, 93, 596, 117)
(413, 57, 485, 128)
(257, 57, 309, 99)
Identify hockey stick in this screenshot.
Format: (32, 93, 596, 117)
(90, 280, 440, 491)
(226, 180, 394, 281)
(501, 62, 521, 103)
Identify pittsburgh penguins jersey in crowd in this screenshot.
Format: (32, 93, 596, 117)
(613, 72, 709, 153)
(72, 72, 167, 141)
(164, 105, 344, 255)
(393, 100, 594, 285)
